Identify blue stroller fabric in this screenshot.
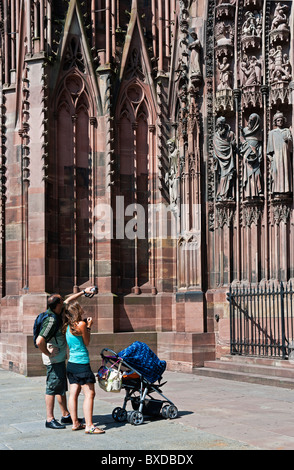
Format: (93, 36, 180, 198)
(118, 341, 166, 383)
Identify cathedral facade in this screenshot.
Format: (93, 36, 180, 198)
(0, 0, 293, 375)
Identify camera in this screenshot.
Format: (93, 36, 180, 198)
(83, 286, 98, 298)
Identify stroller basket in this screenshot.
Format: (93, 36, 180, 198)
(132, 397, 163, 416)
(99, 341, 178, 426)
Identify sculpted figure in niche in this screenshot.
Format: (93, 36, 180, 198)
(267, 111, 293, 194)
(240, 114, 263, 198)
(215, 21, 234, 46)
(242, 11, 262, 37)
(240, 55, 262, 86)
(239, 54, 249, 86)
(282, 54, 292, 80)
(213, 116, 236, 201)
(179, 0, 189, 25)
(269, 47, 292, 83)
(271, 3, 289, 31)
(217, 57, 232, 90)
(188, 31, 202, 86)
(165, 139, 180, 208)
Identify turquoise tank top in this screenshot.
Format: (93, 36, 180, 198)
(66, 325, 90, 364)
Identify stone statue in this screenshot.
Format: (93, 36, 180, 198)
(215, 21, 234, 47)
(271, 3, 289, 31)
(165, 139, 180, 208)
(240, 113, 263, 198)
(267, 111, 293, 194)
(241, 55, 262, 86)
(242, 11, 262, 38)
(269, 47, 292, 83)
(188, 31, 202, 86)
(239, 54, 249, 86)
(213, 116, 236, 201)
(217, 57, 232, 90)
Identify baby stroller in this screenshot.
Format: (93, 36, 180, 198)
(98, 341, 178, 426)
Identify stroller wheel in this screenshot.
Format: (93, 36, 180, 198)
(162, 404, 178, 420)
(167, 405, 178, 419)
(161, 405, 169, 419)
(112, 407, 127, 422)
(128, 410, 144, 426)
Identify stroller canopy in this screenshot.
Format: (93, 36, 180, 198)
(118, 341, 166, 384)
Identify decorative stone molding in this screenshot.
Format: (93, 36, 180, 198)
(243, 203, 262, 227)
(215, 202, 235, 229)
(272, 204, 291, 225)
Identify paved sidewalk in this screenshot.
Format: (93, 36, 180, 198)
(1, 367, 294, 451)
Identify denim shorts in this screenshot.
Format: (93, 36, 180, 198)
(46, 362, 68, 396)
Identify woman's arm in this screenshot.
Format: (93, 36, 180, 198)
(64, 287, 97, 305)
(74, 318, 93, 347)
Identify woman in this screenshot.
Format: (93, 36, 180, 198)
(240, 113, 263, 198)
(63, 302, 105, 434)
(213, 116, 236, 201)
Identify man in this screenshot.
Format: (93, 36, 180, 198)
(36, 287, 97, 429)
(267, 111, 293, 194)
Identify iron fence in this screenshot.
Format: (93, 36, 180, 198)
(227, 282, 294, 359)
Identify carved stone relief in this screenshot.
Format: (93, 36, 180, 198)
(210, 0, 293, 207)
(214, 8, 235, 112)
(271, 202, 291, 225)
(243, 204, 262, 227)
(206, 0, 293, 284)
(241, 11, 262, 50)
(216, 0, 236, 20)
(270, 2, 290, 45)
(170, 1, 205, 289)
(215, 202, 235, 229)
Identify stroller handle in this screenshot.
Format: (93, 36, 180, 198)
(100, 347, 121, 359)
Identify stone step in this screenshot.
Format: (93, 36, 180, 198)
(193, 356, 294, 389)
(202, 359, 294, 378)
(219, 355, 294, 369)
(193, 366, 294, 389)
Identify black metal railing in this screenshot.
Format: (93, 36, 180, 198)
(227, 282, 294, 359)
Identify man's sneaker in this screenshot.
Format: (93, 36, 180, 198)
(45, 418, 66, 429)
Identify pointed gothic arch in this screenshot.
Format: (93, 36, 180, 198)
(47, 69, 94, 293)
(109, 3, 158, 297)
(114, 79, 152, 294)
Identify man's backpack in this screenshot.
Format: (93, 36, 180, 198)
(33, 311, 59, 348)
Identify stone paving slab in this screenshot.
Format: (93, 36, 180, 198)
(1, 367, 294, 455)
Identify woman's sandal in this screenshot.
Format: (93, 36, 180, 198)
(72, 423, 86, 431)
(85, 426, 105, 434)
